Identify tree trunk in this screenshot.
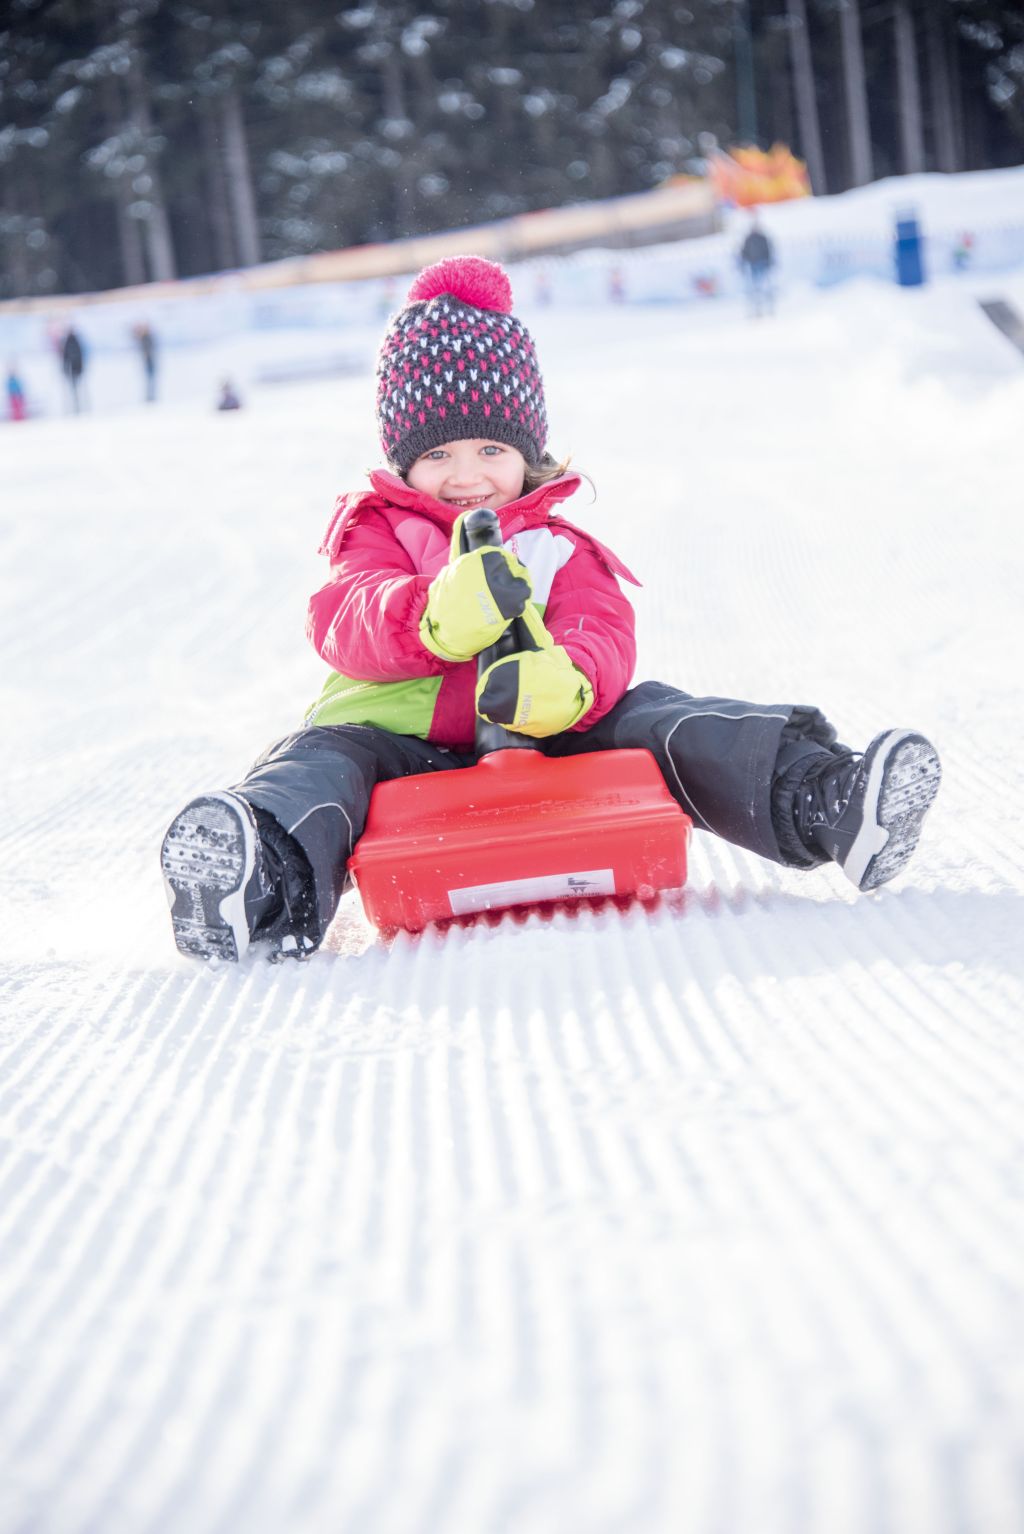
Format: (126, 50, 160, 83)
(894, 0, 925, 174)
(127, 56, 177, 281)
(838, 0, 873, 187)
(114, 192, 148, 287)
(380, 39, 413, 237)
(201, 106, 236, 271)
(140, 182, 176, 284)
(786, 0, 827, 193)
(947, 12, 967, 169)
(220, 88, 261, 268)
(927, 7, 959, 172)
(938, 6, 962, 172)
(1, 173, 31, 295)
(102, 79, 146, 287)
(735, 0, 758, 145)
(961, 44, 989, 170)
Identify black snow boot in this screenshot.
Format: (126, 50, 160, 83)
(793, 730, 941, 892)
(249, 808, 320, 962)
(162, 791, 317, 962)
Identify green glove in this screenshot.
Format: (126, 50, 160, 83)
(475, 603, 594, 738)
(420, 513, 532, 662)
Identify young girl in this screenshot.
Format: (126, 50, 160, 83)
(161, 256, 941, 962)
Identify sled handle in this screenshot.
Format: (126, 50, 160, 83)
(461, 507, 538, 757)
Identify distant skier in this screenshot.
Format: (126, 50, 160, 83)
(162, 256, 940, 964)
(133, 322, 158, 402)
(216, 378, 242, 411)
(61, 326, 86, 412)
(952, 231, 974, 272)
(6, 364, 27, 422)
(738, 212, 776, 317)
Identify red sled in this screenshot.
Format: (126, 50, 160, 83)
(346, 509, 692, 934)
(349, 745, 691, 933)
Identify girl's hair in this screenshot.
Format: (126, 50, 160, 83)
(522, 451, 573, 493)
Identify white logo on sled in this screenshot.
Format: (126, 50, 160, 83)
(448, 869, 615, 915)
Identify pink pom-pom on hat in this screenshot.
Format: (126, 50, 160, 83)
(406, 255, 513, 314)
(375, 251, 547, 472)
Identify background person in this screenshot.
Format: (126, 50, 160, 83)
(6, 364, 27, 422)
(61, 326, 86, 412)
(738, 212, 776, 316)
(133, 322, 158, 402)
(216, 378, 242, 411)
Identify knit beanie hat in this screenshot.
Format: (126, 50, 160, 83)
(375, 255, 548, 473)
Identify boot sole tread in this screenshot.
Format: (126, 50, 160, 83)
(161, 795, 252, 962)
(860, 736, 942, 892)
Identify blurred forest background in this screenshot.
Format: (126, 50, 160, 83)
(1, 0, 1022, 300)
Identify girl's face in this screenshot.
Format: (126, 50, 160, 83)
(406, 438, 526, 511)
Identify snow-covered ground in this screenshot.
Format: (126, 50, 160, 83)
(2, 169, 1024, 1533)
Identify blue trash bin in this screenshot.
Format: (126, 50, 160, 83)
(895, 212, 926, 287)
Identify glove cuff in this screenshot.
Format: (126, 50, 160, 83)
(419, 610, 473, 663)
(565, 666, 595, 728)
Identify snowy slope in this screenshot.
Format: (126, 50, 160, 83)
(2, 177, 1024, 1533)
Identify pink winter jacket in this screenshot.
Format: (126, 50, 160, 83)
(304, 469, 639, 751)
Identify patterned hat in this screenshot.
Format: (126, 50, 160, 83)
(376, 255, 548, 472)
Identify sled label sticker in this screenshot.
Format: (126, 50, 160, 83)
(448, 868, 615, 915)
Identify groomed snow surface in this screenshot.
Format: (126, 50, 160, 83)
(3, 171, 1024, 1533)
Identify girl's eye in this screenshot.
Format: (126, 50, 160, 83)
(481, 444, 503, 457)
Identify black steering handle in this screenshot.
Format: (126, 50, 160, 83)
(461, 507, 538, 756)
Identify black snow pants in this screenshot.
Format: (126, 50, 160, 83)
(237, 680, 840, 943)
